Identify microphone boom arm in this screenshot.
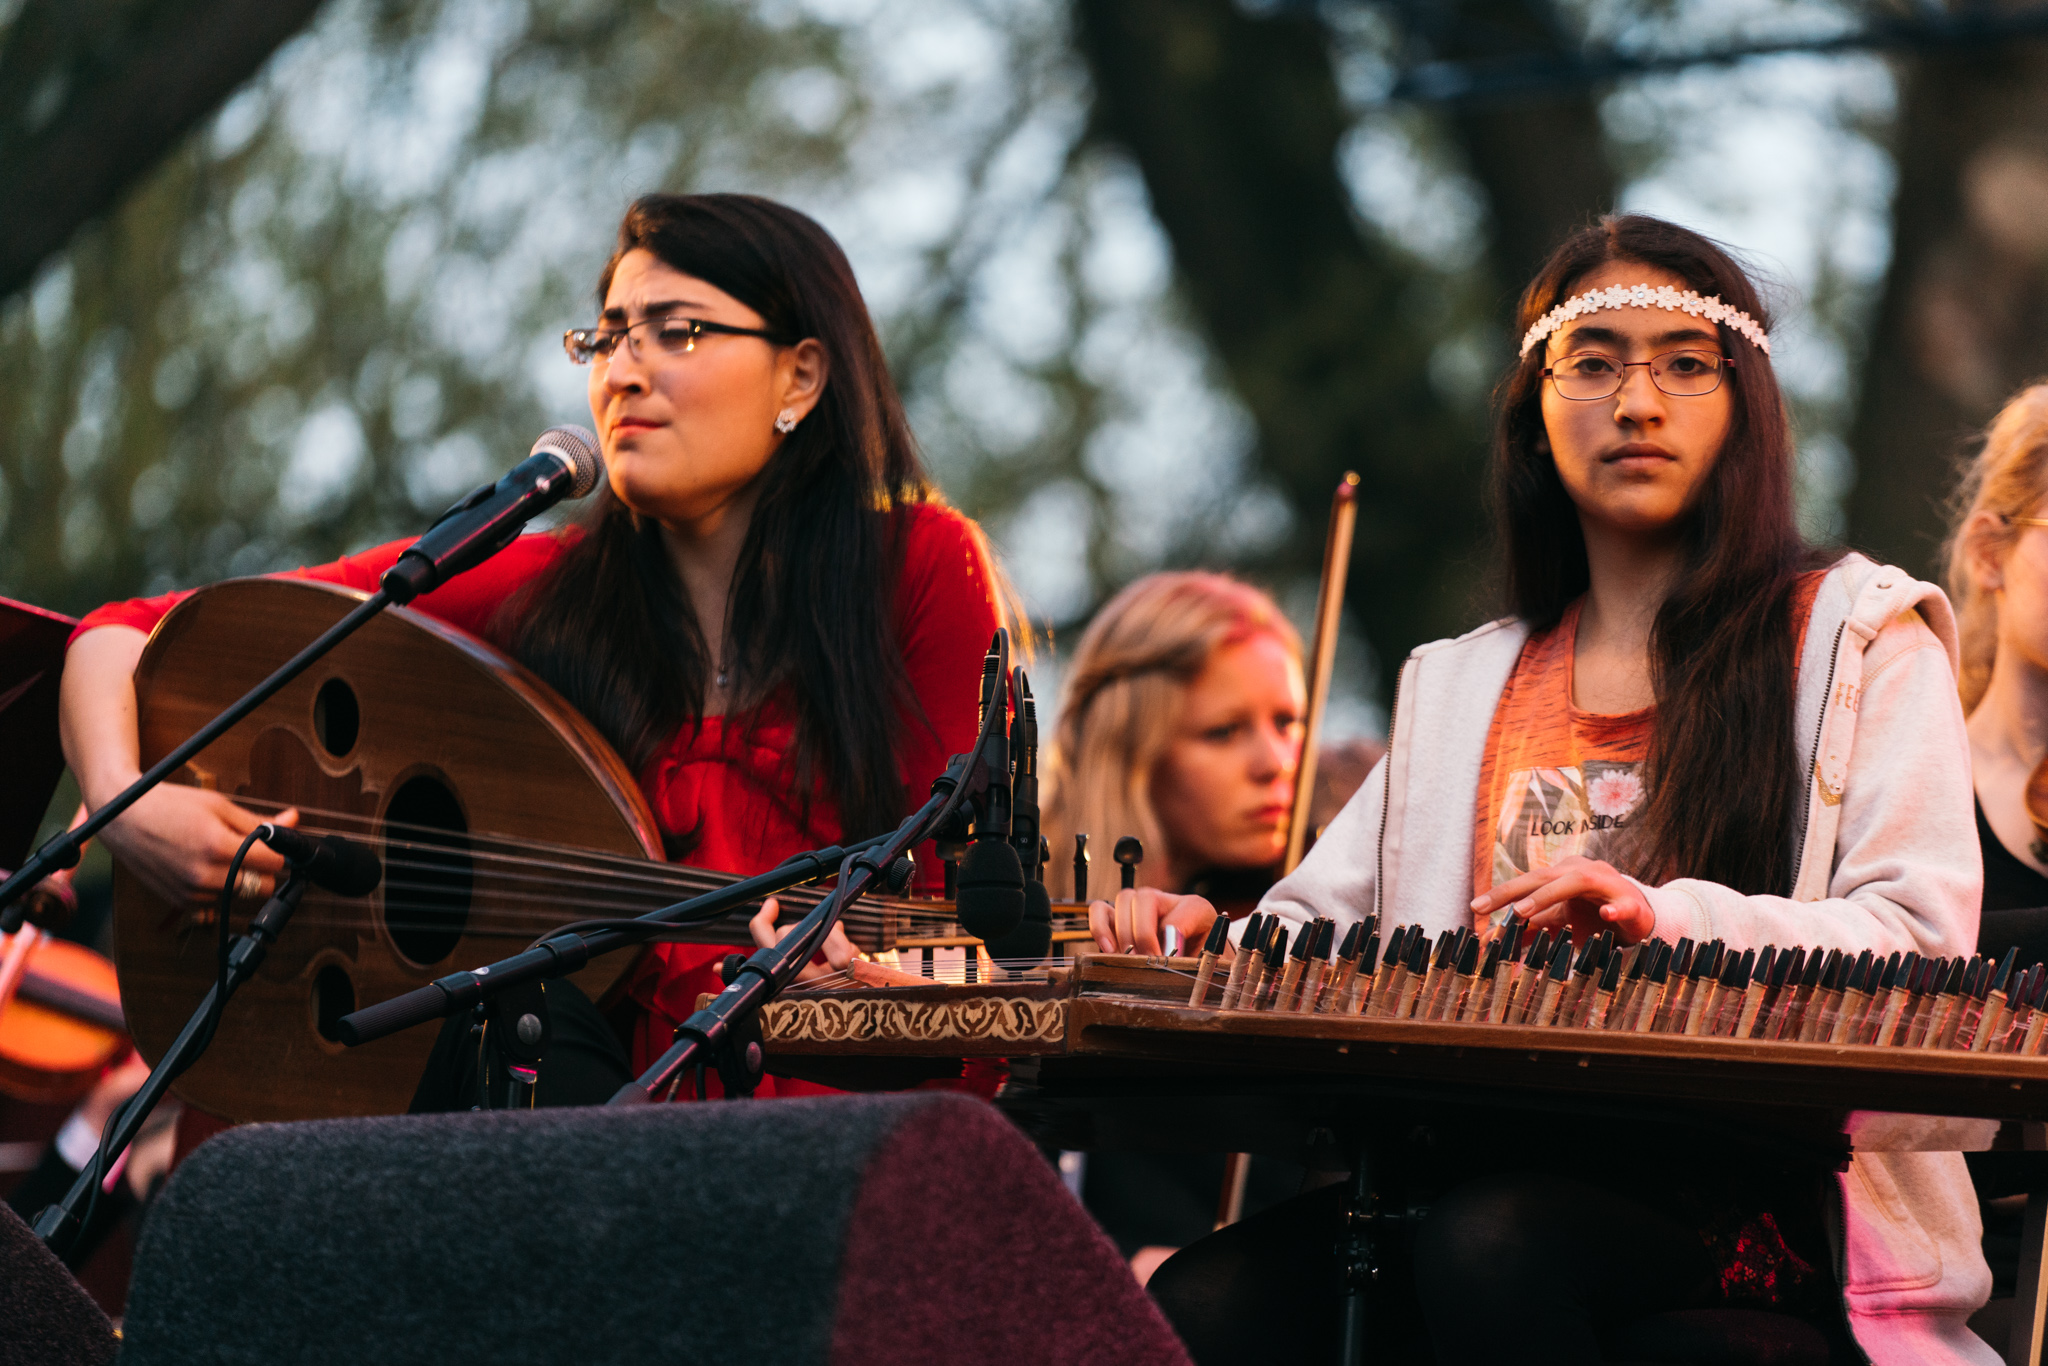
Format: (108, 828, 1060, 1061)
(33, 866, 320, 1255)
(612, 629, 1015, 1104)
(611, 785, 954, 1104)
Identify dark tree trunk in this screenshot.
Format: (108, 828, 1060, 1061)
(1846, 29, 2048, 575)
(1426, 0, 1616, 294)
(1073, 0, 1484, 693)
(0, 0, 329, 302)
(1072, 0, 1614, 692)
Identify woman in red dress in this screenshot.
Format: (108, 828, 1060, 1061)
(60, 193, 1009, 1093)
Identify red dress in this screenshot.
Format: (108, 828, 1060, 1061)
(75, 501, 1004, 1089)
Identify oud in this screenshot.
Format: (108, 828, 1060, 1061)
(116, 578, 1086, 1123)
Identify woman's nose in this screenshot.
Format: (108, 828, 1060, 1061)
(603, 344, 652, 395)
(1248, 724, 1293, 782)
(1611, 363, 1665, 424)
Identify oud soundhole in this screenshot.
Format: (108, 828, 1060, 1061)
(313, 678, 360, 757)
(383, 775, 472, 966)
(314, 964, 355, 1042)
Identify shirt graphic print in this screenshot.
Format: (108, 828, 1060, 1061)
(1470, 571, 1827, 937)
(1472, 598, 1655, 936)
(1489, 759, 1650, 911)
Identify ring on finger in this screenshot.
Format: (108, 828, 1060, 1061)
(235, 869, 265, 901)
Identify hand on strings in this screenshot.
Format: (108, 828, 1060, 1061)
(93, 783, 299, 914)
(1088, 887, 1218, 956)
(749, 896, 857, 983)
(1470, 855, 1655, 946)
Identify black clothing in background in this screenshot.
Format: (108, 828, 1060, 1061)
(408, 980, 634, 1113)
(1080, 1150, 1302, 1258)
(1976, 798, 2048, 967)
(1149, 1169, 1857, 1366)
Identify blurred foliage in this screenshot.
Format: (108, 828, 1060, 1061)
(0, 0, 1981, 727)
(0, 0, 862, 615)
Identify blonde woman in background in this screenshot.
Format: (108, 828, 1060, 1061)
(1948, 381, 2048, 967)
(1044, 571, 1307, 921)
(1041, 571, 1313, 1282)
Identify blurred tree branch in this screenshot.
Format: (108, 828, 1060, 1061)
(0, 0, 327, 302)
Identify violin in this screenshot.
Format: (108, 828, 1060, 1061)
(0, 866, 128, 1103)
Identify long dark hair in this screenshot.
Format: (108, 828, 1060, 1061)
(1490, 214, 1829, 896)
(502, 193, 936, 849)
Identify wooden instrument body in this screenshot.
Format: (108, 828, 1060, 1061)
(114, 578, 1092, 1123)
(761, 958, 2048, 1124)
(117, 578, 665, 1122)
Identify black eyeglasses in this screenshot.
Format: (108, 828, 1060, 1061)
(563, 315, 788, 366)
(1544, 349, 1734, 401)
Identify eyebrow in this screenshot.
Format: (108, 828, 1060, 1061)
(598, 298, 710, 324)
(1556, 323, 1722, 351)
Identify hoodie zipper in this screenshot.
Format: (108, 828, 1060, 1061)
(1828, 1175, 1872, 1365)
(1375, 657, 1410, 921)
(1788, 619, 1848, 897)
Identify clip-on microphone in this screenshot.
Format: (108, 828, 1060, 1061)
(953, 637, 1025, 956)
(984, 667, 1052, 963)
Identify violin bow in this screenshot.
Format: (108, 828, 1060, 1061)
(1282, 472, 1359, 875)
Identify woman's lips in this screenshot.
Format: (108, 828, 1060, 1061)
(1604, 442, 1674, 463)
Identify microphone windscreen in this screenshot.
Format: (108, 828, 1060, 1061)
(533, 424, 603, 497)
(316, 834, 384, 899)
(984, 879, 1052, 962)
(955, 838, 1024, 941)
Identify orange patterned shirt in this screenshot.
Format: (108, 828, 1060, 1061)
(1471, 572, 1826, 935)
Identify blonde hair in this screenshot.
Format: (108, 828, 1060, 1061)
(1042, 572, 1301, 901)
(1945, 381, 2048, 712)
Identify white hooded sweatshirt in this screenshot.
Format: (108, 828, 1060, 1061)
(1257, 554, 2000, 1365)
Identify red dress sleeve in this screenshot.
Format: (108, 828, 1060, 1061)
(67, 534, 568, 648)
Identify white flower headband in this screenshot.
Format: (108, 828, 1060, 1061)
(1520, 282, 1771, 360)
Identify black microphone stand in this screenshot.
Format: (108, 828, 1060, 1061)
(611, 629, 1015, 1105)
(34, 866, 318, 1256)
(610, 787, 954, 1104)
(331, 832, 896, 1046)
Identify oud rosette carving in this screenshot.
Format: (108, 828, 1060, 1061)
(762, 994, 1066, 1054)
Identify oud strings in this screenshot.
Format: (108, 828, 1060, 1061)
(151, 797, 1065, 945)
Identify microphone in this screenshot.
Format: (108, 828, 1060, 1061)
(256, 826, 383, 898)
(379, 425, 603, 604)
(985, 668, 1050, 961)
(955, 639, 1022, 942)
(1008, 669, 1041, 882)
(956, 838, 1024, 942)
(984, 879, 1051, 963)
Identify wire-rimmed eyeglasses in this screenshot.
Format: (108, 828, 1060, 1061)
(563, 315, 788, 366)
(1543, 349, 1734, 401)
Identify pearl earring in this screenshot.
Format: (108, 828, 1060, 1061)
(774, 409, 798, 434)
